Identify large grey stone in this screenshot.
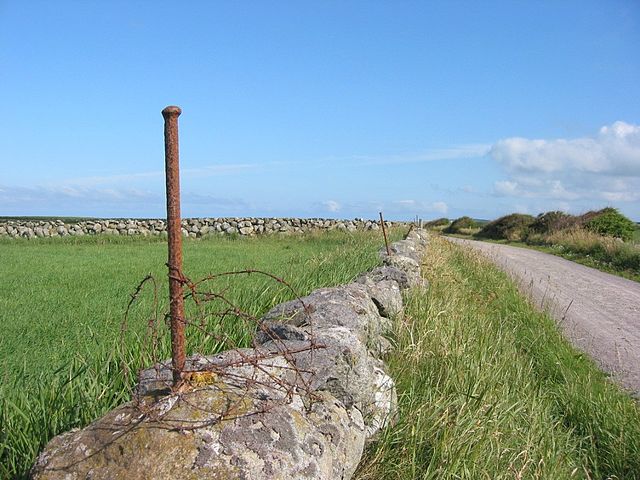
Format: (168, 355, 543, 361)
(380, 239, 422, 262)
(354, 277, 404, 319)
(31, 379, 365, 480)
(259, 283, 391, 356)
(406, 229, 428, 247)
(382, 254, 423, 288)
(251, 331, 396, 436)
(356, 265, 410, 290)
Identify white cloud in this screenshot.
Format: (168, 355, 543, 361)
(322, 200, 341, 212)
(431, 201, 448, 214)
(548, 180, 580, 200)
(494, 180, 518, 196)
(489, 122, 640, 212)
(490, 121, 640, 176)
(601, 191, 640, 202)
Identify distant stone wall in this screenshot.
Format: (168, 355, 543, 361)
(0, 217, 407, 239)
(30, 230, 429, 480)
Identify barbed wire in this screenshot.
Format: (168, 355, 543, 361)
(120, 267, 323, 430)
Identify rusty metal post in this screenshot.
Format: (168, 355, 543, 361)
(162, 105, 186, 386)
(379, 212, 391, 256)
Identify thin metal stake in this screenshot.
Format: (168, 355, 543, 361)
(379, 211, 391, 256)
(162, 105, 186, 386)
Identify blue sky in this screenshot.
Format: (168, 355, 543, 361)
(1, 1, 639, 220)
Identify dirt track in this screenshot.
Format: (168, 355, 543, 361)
(446, 237, 640, 398)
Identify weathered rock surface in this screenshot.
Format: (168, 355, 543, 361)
(355, 276, 404, 319)
(264, 333, 396, 436)
(357, 265, 410, 289)
(376, 230, 428, 289)
(259, 283, 391, 357)
(31, 381, 365, 480)
(135, 334, 397, 439)
(30, 229, 429, 480)
(381, 254, 423, 288)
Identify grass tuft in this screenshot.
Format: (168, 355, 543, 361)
(357, 236, 640, 479)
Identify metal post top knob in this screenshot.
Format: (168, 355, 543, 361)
(162, 105, 182, 117)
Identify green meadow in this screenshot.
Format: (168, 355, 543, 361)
(0, 230, 405, 479)
(2, 230, 640, 479)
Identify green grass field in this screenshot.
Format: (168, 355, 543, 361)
(3, 230, 639, 479)
(356, 236, 640, 479)
(0, 229, 405, 479)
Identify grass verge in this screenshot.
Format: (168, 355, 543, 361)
(357, 236, 640, 479)
(444, 231, 640, 283)
(0, 229, 405, 479)
(527, 229, 640, 282)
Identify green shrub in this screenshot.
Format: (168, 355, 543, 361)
(426, 217, 450, 227)
(584, 208, 635, 241)
(424, 217, 450, 228)
(477, 213, 535, 241)
(529, 211, 578, 235)
(444, 216, 478, 234)
(578, 208, 609, 225)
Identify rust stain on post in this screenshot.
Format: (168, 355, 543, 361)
(379, 212, 391, 256)
(162, 105, 186, 386)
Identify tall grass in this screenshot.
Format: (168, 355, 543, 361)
(528, 229, 640, 280)
(0, 229, 405, 479)
(356, 236, 640, 479)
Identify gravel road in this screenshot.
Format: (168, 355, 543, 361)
(446, 237, 640, 397)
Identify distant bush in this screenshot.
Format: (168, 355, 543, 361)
(424, 217, 450, 228)
(477, 213, 535, 241)
(474, 208, 639, 278)
(444, 216, 479, 234)
(583, 208, 635, 241)
(578, 208, 608, 225)
(529, 211, 578, 235)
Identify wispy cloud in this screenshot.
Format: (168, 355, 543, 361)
(0, 185, 159, 204)
(182, 192, 250, 208)
(493, 180, 518, 196)
(0, 184, 252, 217)
(311, 198, 449, 218)
(0, 142, 494, 218)
(321, 200, 341, 212)
(61, 163, 261, 187)
(390, 199, 448, 214)
(34, 143, 489, 192)
(345, 144, 491, 167)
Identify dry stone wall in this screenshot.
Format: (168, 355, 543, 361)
(0, 217, 407, 239)
(30, 229, 429, 480)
